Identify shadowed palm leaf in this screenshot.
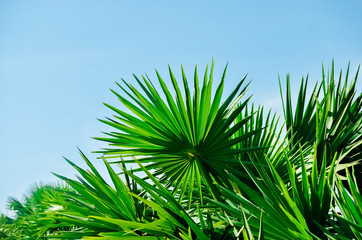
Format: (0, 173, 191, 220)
(330, 168, 362, 239)
(210, 143, 338, 239)
(279, 61, 362, 177)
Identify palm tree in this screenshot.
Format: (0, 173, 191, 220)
(17, 60, 362, 239)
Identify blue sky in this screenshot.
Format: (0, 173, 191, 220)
(0, 1, 361, 213)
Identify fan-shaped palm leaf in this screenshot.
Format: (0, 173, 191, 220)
(95, 60, 264, 201)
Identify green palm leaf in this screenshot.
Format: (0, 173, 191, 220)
(279, 61, 362, 179)
(210, 142, 339, 239)
(95, 60, 264, 201)
(45, 151, 198, 238)
(2, 183, 73, 239)
(329, 168, 362, 239)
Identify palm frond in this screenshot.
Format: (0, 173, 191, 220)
(279, 61, 362, 175)
(95, 60, 264, 201)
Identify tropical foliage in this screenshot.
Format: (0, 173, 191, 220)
(0, 183, 72, 239)
(1, 60, 361, 239)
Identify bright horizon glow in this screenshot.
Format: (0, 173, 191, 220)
(1, 1, 361, 213)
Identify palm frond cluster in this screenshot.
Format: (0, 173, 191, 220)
(1, 60, 361, 239)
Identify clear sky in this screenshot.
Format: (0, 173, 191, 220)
(1, 1, 361, 213)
